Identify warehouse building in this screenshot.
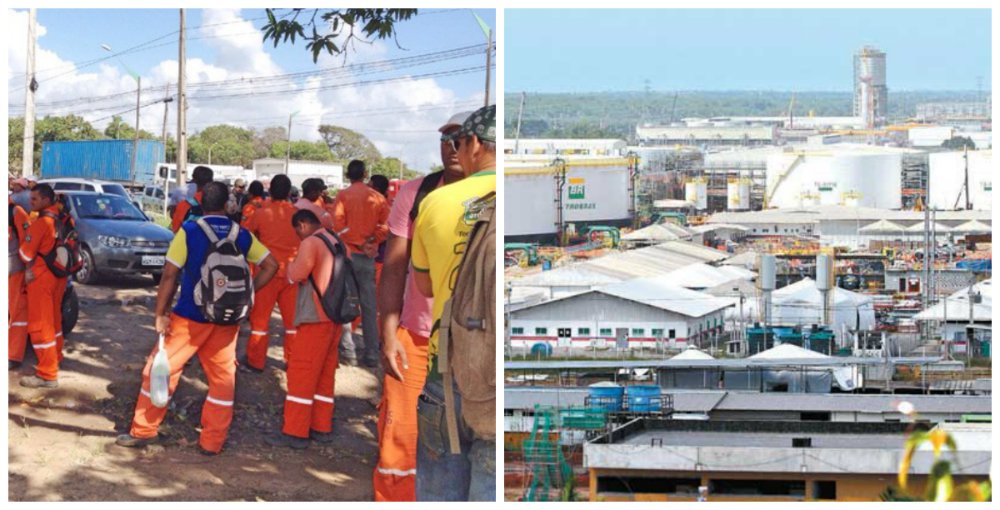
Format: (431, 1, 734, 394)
(636, 123, 776, 147)
(583, 420, 990, 501)
(509, 276, 732, 350)
(503, 138, 627, 156)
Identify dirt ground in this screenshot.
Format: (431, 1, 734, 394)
(8, 275, 384, 501)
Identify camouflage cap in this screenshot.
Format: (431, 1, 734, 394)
(457, 104, 495, 143)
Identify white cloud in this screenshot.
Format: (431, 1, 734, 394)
(7, 8, 485, 171)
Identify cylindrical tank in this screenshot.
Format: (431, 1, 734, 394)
(530, 342, 553, 358)
(759, 254, 776, 291)
(816, 254, 833, 291)
(799, 192, 821, 207)
(841, 191, 862, 207)
(765, 150, 902, 209)
(727, 178, 751, 210)
(588, 382, 624, 411)
(626, 385, 662, 412)
(685, 177, 708, 210)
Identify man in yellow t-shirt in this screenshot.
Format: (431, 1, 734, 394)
(409, 104, 496, 502)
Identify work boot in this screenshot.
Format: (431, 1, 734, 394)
(265, 432, 310, 450)
(238, 355, 263, 374)
(310, 430, 336, 444)
(9, 360, 22, 370)
(115, 433, 158, 448)
(20, 375, 57, 388)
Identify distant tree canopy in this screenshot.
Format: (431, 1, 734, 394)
(504, 90, 988, 139)
(318, 124, 383, 162)
(8, 114, 427, 177)
(261, 8, 417, 62)
(369, 156, 422, 180)
(941, 136, 976, 150)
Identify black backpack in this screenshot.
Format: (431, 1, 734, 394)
(309, 229, 362, 324)
(181, 196, 204, 224)
(191, 219, 254, 324)
(409, 170, 444, 221)
(39, 205, 84, 279)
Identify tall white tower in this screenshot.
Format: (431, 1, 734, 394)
(853, 46, 888, 128)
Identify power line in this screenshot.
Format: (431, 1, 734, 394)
(10, 44, 492, 114)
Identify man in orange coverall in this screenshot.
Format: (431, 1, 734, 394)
(265, 209, 343, 449)
(116, 182, 277, 455)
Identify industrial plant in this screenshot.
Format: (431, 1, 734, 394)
(503, 44, 992, 502)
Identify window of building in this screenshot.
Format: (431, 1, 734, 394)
(512, 327, 524, 335)
(801, 412, 831, 422)
(651, 328, 664, 338)
(710, 479, 806, 497)
(792, 437, 813, 448)
(578, 327, 591, 336)
(535, 327, 547, 335)
(669, 329, 676, 339)
(813, 481, 837, 500)
(631, 328, 645, 337)
(597, 476, 701, 495)
(599, 328, 612, 336)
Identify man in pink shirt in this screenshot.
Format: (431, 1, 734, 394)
(265, 208, 343, 450)
(372, 111, 471, 501)
(294, 178, 335, 230)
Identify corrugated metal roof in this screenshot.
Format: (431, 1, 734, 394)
(660, 263, 745, 290)
(599, 277, 734, 317)
(709, 205, 992, 225)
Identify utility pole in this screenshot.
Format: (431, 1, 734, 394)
(484, 28, 492, 106)
(176, 9, 187, 188)
(284, 111, 299, 174)
(130, 75, 141, 188)
(21, 8, 37, 178)
(161, 83, 173, 214)
(514, 92, 526, 154)
(963, 145, 971, 210)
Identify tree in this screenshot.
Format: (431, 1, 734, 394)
(318, 125, 382, 162)
(253, 126, 288, 159)
(369, 157, 422, 180)
(261, 9, 417, 62)
(186, 125, 258, 168)
(941, 136, 976, 150)
(9, 117, 24, 176)
(269, 140, 336, 162)
(103, 115, 157, 140)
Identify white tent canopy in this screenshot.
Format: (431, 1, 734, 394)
(859, 219, 905, 234)
(662, 263, 752, 290)
(952, 220, 992, 235)
(742, 278, 876, 331)
(904, 221, 953, 233)
(671, 347, 715, 360)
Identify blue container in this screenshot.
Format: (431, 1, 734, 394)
(41, 139, 165, 185)
(530, 342, 552, 358)
(588, 383, 624, 412)
(626, 385, 662, 412)
(542, 259, 552, 271)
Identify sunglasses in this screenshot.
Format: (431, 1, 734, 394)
(441, 134, 464, 153)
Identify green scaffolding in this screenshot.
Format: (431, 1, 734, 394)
(523, 405, 607, 501)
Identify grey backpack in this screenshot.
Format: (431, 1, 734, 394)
(192, 219, 253, 324)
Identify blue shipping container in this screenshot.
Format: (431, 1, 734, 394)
(41, 139, 165, 186)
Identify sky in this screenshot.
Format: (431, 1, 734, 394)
(7, 8, 496, 171)
(506, 9, 992, 93)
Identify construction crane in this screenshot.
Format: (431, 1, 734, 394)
(786, 93, 796, 129)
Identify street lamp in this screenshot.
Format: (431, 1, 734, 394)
(207, 141, 220, 165)
(102, 44, 141, 188)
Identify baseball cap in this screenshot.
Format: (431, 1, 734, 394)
(439, 110, 474, 133)
(233, 178, 246, 187)
(13, 178, 29, 188)
(456, 104, 495, 143)
(302, 178, 327, 195)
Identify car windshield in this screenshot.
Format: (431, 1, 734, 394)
(70, 194, 147, 221)
(102, 184, 130, 198)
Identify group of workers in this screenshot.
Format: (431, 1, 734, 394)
(8, 178, 71, 389)
(8, 104, 497, 501)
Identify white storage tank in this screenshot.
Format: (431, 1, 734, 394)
(727, 178, 752, 210)
(504, 156, 632, 237)
(685, 177, 708, 210)
(765, 148, 903, 209)
(928, 150, 992, 211)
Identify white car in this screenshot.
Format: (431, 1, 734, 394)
(38, 178, 143, 212)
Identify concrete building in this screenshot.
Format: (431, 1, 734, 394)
(252, 158, 345, 190)
(636, 124, 775, 147)
(914, 279, 992, 355)
(509, 276, 732, 350)
(583, 420, 990, 501)
(503, 138, 627, 156)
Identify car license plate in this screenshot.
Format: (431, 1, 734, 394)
(142, 255, 165, 267)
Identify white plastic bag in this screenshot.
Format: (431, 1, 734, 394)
(150, 334, 170, 408)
